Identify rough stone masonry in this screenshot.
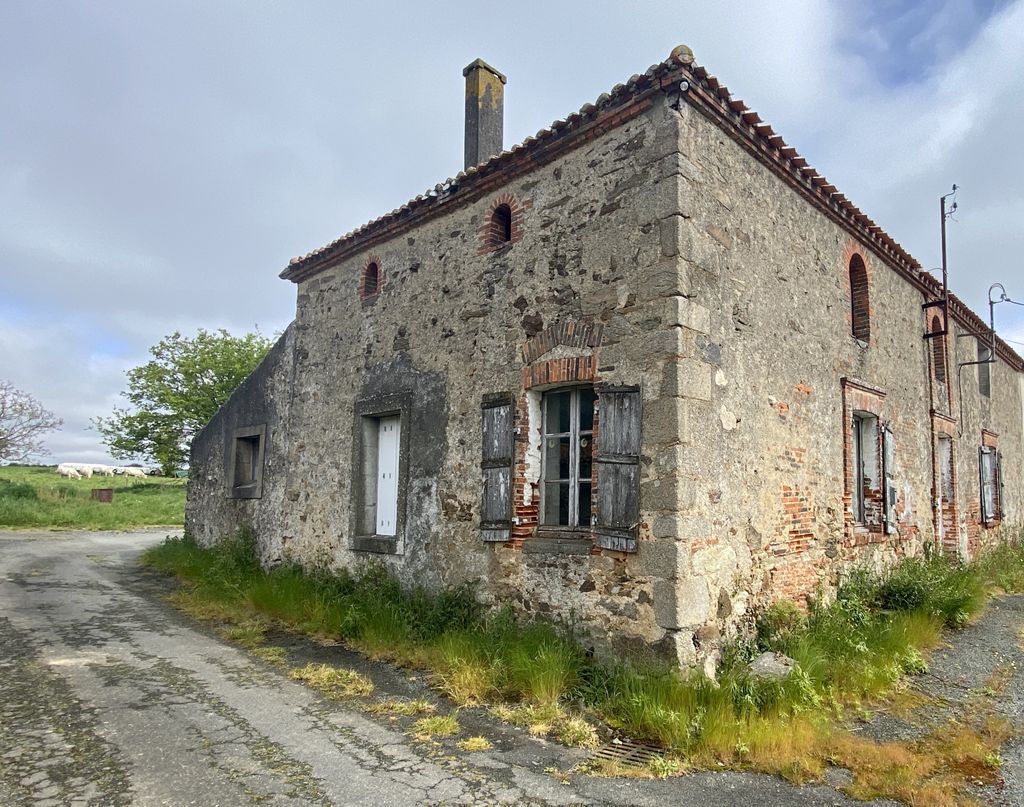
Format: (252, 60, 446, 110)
(186, 46, 1024, 670)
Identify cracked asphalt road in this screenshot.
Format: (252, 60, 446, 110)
(0, 530, 902, 806)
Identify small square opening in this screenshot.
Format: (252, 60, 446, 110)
(229, 425, 265, 499)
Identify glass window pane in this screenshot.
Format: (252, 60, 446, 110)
(579, 434, 593, 480)
(579, 387, 596, 432)
(545, 390, 571, 434)
(542, 482, 570, 526)
(543, 435, 571, 480)
(578, 482, 592, 526)
(558, 482, 570, 525)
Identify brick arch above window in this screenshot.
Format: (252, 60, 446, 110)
(521, 321, 603, 389)
(359, 255, 384, 302)
(522, 321, 604, 363)
(478, 193, 531, 255)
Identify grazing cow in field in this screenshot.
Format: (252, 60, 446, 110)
(121, 466, 147, 478)
(57, 466, 82, 479)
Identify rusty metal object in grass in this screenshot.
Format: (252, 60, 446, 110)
(590, 738, 663, 768)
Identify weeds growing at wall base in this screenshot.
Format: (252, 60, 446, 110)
(143, 529, 1024, 805)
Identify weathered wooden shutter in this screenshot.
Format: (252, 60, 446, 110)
(480, 396, 514, 542)
(997, 451, 1004, 521)
(979, 446, 994, 525)
(594, 386, 641, 552)
(882, 424, 898, 535)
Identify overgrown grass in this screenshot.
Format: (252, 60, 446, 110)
(145, 529, 1024, 805)
(411, 713, 460, 741)
(289, 663, 374, 699)
(0, 465, 186, 529)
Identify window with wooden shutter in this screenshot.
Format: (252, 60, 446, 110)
(980, 446, 998, 525)
(882, 424, 898, 534)
(997, 451, 1004, 520)
(593, 386, 641, 552)
(481, 396, 514, 542)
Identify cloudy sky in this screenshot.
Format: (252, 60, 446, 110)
(2, 0, 1023, 463)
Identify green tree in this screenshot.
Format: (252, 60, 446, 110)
(0, 380, 62, 462)
(95, 329, 272, 476)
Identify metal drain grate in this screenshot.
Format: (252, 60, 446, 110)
(590, 739, 663, 768)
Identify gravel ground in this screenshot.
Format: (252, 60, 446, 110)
(13, 529, 1016, 806)
(855, 594, 1024, 806)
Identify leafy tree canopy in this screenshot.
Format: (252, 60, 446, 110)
(95, 329, 272, 476)
(0, 380, 62, 462)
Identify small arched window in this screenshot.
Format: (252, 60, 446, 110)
(931, 315, 947, 383)
(363, 262, 380, 297)
(492, 204, 512, 244)
(849, 254, 870, 343)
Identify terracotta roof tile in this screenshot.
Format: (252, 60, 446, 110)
(276, 46, 1021, 370)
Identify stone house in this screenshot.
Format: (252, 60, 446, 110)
(186, 46, 1024, 669)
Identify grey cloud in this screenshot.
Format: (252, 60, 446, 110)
(2, 1, 1022, 462)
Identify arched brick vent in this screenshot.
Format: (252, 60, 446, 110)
(359, 258, 383, 301)
(849, 253, 870, 342)
(931, 314, 947, 383)
(478, 193, 531, 254)
(492, 204, 512, 243)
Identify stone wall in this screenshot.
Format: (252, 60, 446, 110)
(656, 97, 1024, 666)
(186, 83, 1024, 670)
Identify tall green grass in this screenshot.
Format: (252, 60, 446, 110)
(0, 466, 186, 529)
(144, 529, 585, 707)
(144, 529, 1024, 761)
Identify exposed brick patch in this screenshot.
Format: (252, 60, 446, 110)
(769, 557, 824, 605)
(931, 413, 959, 555)
(522, 356, 597, 390)
(523, 321, 603, 363)
(509, 394, 538, 546)
(358, 255, 384, 303)
(769, 483, 815, 556)
(478, 193, 533, 255)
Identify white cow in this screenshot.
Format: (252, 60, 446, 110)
(91, 465, 115, 477)
(121, 466, 147, 478)
(57, 465, 82, 479)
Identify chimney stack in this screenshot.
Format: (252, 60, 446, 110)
(463, 58, 506, 170)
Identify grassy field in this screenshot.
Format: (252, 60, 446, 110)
(0, 464, 187, 529)
(145, 528, 1024, 805)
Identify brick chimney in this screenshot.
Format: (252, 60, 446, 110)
(463, 58, 506, 170)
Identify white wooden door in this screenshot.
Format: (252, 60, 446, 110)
(376, 416, 400, 536)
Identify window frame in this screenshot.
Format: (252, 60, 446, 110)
(492, 204, 513, 244)
(351, 392, 411, 554)
(851, 411, 879, 525)
(978, 339, 993, 398)
(539, 385, 595, 531)
(979, 444, 1000, 526)
(849, 253, 870, 345)
(931, 315, 947, 384)
(228, 424, 266, 500)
